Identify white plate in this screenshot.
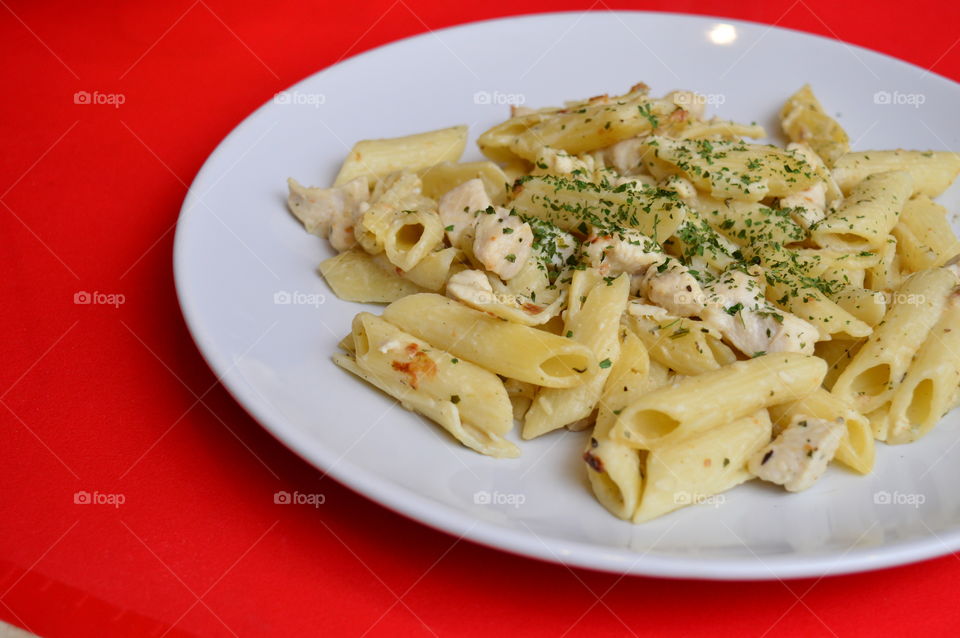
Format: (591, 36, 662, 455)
(173, 11, 960, 580)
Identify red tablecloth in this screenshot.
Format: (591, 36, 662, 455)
(3, 1, 960, 636)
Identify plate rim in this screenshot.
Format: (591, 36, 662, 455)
(173, 9, 960, 580)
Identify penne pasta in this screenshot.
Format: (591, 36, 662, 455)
(831, 150, 960, 197)
(319, 249, 426, 303)
(334, 126, 468, 186)
(633, 410, 772, 522)
(612, 353, 826, 449)
(779, 84, 850, 167)
(893, 195, 960, 271)
(832, 268, 959, 413)
(382, 293, 597, 387)
(886, 291, 960, 444)
(811, 171, 913, 251)
(336, 313, 518, 457)
(523, 271, 629, 439)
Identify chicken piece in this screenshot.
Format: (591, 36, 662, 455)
(581, 227, 706, 316)
(526, 217, 579, 271)
(286, 176, 369, 251)
(749, 415, 845, 492)
(532, 147, 596, 177)
(472, 207, 533, 280)
(438, 178, 491, 248)
(600, 137, 648, 175)
(445, 269, 500, 307)
(637, 258, 707, 317)
(583, 229, 661, 276)
(701, 269, 818, 356)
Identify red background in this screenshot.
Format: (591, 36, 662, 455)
(3, 1, 960, 636)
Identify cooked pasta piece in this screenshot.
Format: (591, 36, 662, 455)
(382, 293, 597, 387)
(584, 329, 668, 520)
(612, 353, 826, 449)
(779, 84, 850, 167)
(334, 125, 468, 186)
(523, 271, 629, 438)
(893, 195, 960, 271)
(320, 250, 426, 302)
(886, 289, 960, 444)
(635, 410, 772, 521)
(831, 150, 960, 197)
(336, 313, 518, 457)
(811, 171, 913, 251)
(832, 268, 959, 413)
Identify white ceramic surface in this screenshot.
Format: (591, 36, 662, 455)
(173, 11, 960, 580)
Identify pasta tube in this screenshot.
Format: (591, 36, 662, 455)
(633, 410, 772, 522)
(811, 171, 912, 251)
(336, 313, 518, 457)
(832, 268, 958, 413)
(523, 271, 629, 438)
(381, 293, 597, 387)
(613, 353, 826, 449)
(886, 291, 960, 444)
(334, 126, 468, 186)
(831, 150, 960, 197)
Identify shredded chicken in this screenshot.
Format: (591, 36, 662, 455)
(599, 138, 648, 175)
(532, 147, 596, 177)
(526, 218, 579, 271)
(286, 176, 369, 251)
(445, 269, 500, 308)
(581, 229, 708, 317)
(437, 178, 491, 248)
(472, 207, 533, 280)
(638, 259, 708, 317)
(584, 229, 661, 276)
(701, 269, 818, 356)
(749, 415, 845, 492)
